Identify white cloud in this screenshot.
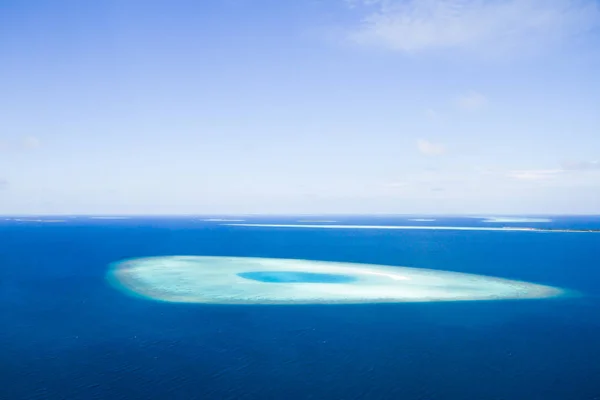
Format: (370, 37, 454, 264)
(382, 167, 511, 200)
(0, 136, 42, 151)
(508, 160, 600, 181)
(417, 139, 446, 156)
(425, 108, 438, 119)
(382, 163, 599, 206)
(346, 0, 600, 54)
(455, 91, 487, 111)
(507, 169, 562, 180)
(560, 160, 600, 171)
(384, 181, 409, 188)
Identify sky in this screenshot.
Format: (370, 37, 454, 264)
(1, 0, 599, 215)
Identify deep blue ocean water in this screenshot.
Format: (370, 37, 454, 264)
(1, 216, 599, 400)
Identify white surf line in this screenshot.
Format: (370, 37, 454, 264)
(296, 220, 338, 223)
(224, 224, 596, 233)
(482, 218, 552, 223)
(89, 216, 131, 220)
(12, 218, 67, 223)
(201, 218, 246, 222)
(468, 216, 552, 223)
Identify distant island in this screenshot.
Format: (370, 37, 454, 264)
(501, 227, 600, 233)
(225, 223, 600, 233)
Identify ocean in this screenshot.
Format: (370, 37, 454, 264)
(1, 216, 599, 399)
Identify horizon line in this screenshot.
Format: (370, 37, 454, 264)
(1, 213, 599, 217)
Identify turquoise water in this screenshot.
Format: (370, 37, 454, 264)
(238, 271, 357, 283)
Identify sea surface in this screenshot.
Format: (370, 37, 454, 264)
(1, 215, 599, 400)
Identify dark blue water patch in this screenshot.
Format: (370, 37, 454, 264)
(237, 271, 357, 284)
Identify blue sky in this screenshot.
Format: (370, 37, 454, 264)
(1, 0, 599, 215)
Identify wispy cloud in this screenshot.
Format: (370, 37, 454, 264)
(507, 169, 562, 181)
(382, 167, 505, 198)
(0, 136, 42, 152)
(508, 161, 600, 182)
(560, 160, 600, 171)
(384, 181, 410, 188)
(417, 139, 446, 156)
(346, 0, 600, 54)
(22, 136, 41, 149)
(455, 91, 487, 111)
(425, 108, 438, 119)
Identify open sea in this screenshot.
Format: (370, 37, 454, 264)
(1, 215, 599, 400)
